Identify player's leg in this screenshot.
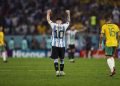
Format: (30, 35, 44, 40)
(70, 49, 75, 62)
(68, 45, 72, 60)
(59, 47, 65, 76)
(109, 47, 116, 76)
(51, 47, 59, 76)
(68, 49, 72, 59)
(70, 47, 75, 62)
(54, 58, 59, 76)
(85, 47, 89, 58)
(2, 51, 7, 62)
(68, 45, 74, 62)
(105, 46, 116, 76)
(0, 46, 7, 62)
(59, 59, 65, 76)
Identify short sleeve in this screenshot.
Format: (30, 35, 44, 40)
(75, 30, 78, 33)
(67, 30, 70, 34)
(101, 25, 105, 34)
(63, 22, 70, 30)
(115, 25, 119, 32)
(48, 20, 55, 29)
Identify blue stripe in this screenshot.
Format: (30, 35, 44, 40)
(53, 25, 56, 46)
(58, 26, 60, 47)
(63, 26, 65, 47)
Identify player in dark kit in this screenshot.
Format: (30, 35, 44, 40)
(47, 9, 70, 76)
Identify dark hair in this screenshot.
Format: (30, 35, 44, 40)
(0, 25, 2, 27)
(56, 17, 62, 21)
(104, 13, 113, 21)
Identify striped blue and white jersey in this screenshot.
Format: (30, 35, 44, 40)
(49, 21, 70, 47)
(66, 30, 77, 45)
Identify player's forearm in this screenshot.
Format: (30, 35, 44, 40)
(47, 13, 51, 22)
(79, 27, 87, 32)
(66, 10, 70, 22)
(67, 13, 70, 22)
(47, 9, 52, 23)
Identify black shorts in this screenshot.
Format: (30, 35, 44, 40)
(86, 46, 91, 51)
(51, 46, 65, 59)
(68, 45, 75, 50)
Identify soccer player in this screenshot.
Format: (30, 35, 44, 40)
(66, 26, 77, 62)
(47, 9, 70, 76)
(99, 15, 120, 76)
(0, 25, 7, 63)
(66, 25, 87, 62)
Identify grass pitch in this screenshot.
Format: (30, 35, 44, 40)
(0, 58, 120, 86)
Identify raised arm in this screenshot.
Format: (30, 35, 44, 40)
(47, 9, 52, 24)
(65, 10, 70, 23)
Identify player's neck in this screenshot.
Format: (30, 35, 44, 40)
(106, 21, 112, 24)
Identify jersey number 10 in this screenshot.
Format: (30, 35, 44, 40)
(54, 30, 64, 39)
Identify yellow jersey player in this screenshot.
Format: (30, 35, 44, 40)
(99, 15, 120, 76)
(0, 25, 7, 63)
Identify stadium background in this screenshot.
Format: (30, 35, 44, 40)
(0, 0, 120, 58)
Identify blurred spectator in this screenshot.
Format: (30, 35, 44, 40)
(46, 36, 52, 50)
(21, 36, 28, 50)
(0, 0, 120, 52)
(30, 36, 39, 50)
(89, 14, 98, 33)
(16, 23, 28, 35)
(0, 0, 119, 35)
(8, 37, 15, 57)
(40, 36, 46, 50)
(37, 23, 47, 34)
(90, 15, 97, 27)
(112, 5, 120, 24)
(85, 34, 93, 58)
(8, 37, 15, 50)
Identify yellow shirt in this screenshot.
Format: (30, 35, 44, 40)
(0, 32, 5, 46)
(74, 23, 83, 30)
(37, 25, 46, 34)
(101, 24, 119, 47)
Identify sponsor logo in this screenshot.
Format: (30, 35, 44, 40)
(13, 50, 45, 58)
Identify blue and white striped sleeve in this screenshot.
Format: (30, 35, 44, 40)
(63, 22, 70, 30)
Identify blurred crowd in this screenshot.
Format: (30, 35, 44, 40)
(0, 0, 120, 35)
(6, 36, 52, 51)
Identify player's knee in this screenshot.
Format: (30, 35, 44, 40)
(54, 59, 58, 63)
(72, 49, 75, 52)
(68, 50, 71, 52)
(60, 59, 64, 64)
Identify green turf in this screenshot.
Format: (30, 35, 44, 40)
(0, 58, 120, 86)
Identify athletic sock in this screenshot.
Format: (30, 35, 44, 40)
(110, 57, 115, 72)
(68, 52, 71, 59)
(107, 58, 113, 72)
(71, 52, 74, 59)
(54, 59, 59, 71)
(60, 59, 64, 71)
(2, 51, 7, 62)
(54, 63, 59, 71)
